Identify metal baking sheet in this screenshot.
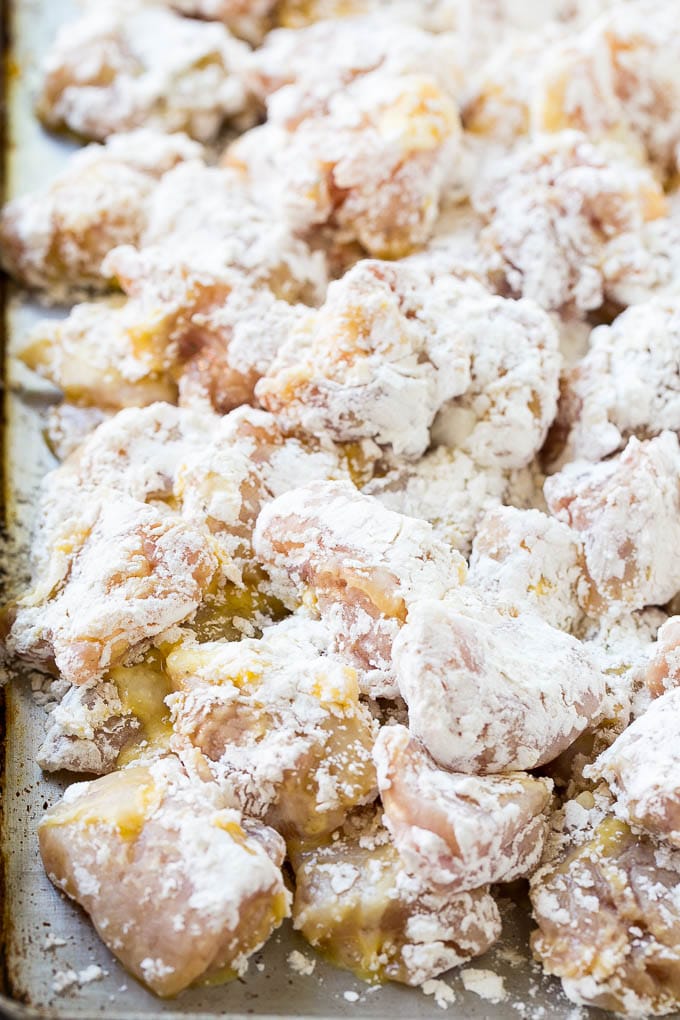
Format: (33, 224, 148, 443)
(0, 2, 618, 1017)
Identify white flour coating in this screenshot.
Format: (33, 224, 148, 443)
(374, 725, 552, 890)
(586, 688, 680, 845)
(530, 793, 680, 1016)
(363, 447, 507, 557)
(257, 261, 477, 458)
(26, 403, 219, 583)
(140, 161, 328, 305)
(473, 131, 666, 313)
(421, 978, 457, 1009)
(557, 299, 680, 464)
(9, 495, 217, 685)
(38, 4, 253, 142)
(166, 615, 377, 835)
(20, 296, 177, 411)
(0, 130, 201, 300)
(245, 14, 463, 103)
(469, 506, 590, 632)
(175, 406, 351, 576)
(545, 432, 680, 615)
(260, 260, 559, 466)
(104, 241, 314, 411)
(644, 615, 680, 700)
(394, 588, 606, 773)
(44, 405, 112, 462)
(584, 607, 668, 724)
(39, 755, 290, 997)
(52, 965, 106, 995)
(226, 65, 462, 259)
(38, 680, 139, 775)
(532, 0, 680, 175)
(23, 240, 309, 415)
(292, 807, 501, 986)
(253, 480, 466, 695)
(287, 949, 316, 976)
(166, 0, 277, 43)
(429, 291, 560, 468)
(602, 190, 680, 308)
(460, 969, 507, 1003)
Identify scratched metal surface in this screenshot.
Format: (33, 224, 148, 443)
(0, 2, 618, 1018)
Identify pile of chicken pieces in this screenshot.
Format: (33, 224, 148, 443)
(4, 0, 680, 1014)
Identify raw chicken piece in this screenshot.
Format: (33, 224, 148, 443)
(462, 29, 562, 148)
(374, 724, 552, 890)
(645, 615, 680, 697)
(107, 242, 314, 410)
(534, 0, 680, 176)
(256, 260, 474, 459)
(469, 505, 590, 632)
(21, 248, 305, 414)
(166, 616, 377, 838)
(139, 162, 327, 306)
(225, 66, 462, 258)
(552, 299, 680, 465)
(545, 432, 680, 615)
(37, 681, 140, 775)
(473, 131, 666, 313)
(30, 402, 350, 606)
(8, 495, 217, 685)
(0, 130, 200, 300)
(37, 4, 252, 142)
(291, 807, 501, 985)
(394, 589, 606, 772)
(364, 447, 507, 557)
(173, 406, 352, 578)
(253, 480, 466, 696)
(429, 290, 560, 469)
(258, 258, 559, 465)
(39, 756, 290, 996)
(38, 653, 179, 775)
(20, 297, 178, 410)
(586, 688, 680, 845)
(531, 811, 680, 1016)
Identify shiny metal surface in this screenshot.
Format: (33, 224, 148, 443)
(0, 2, 611, 1017)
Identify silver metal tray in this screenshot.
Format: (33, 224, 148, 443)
(0, 2, 617, 1017)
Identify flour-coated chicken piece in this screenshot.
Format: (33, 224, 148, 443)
(473, 131, 666, 314)
(38, 4, 252, 142)
(0, 130, 200, 300)
(253, 481, 466, 696)
(545, 432, 680, 616)
(39, 756, 290, 996)
(374, 724, 552, 891)
(394, 589, 606, 773)
(291, 806, 501, 986)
